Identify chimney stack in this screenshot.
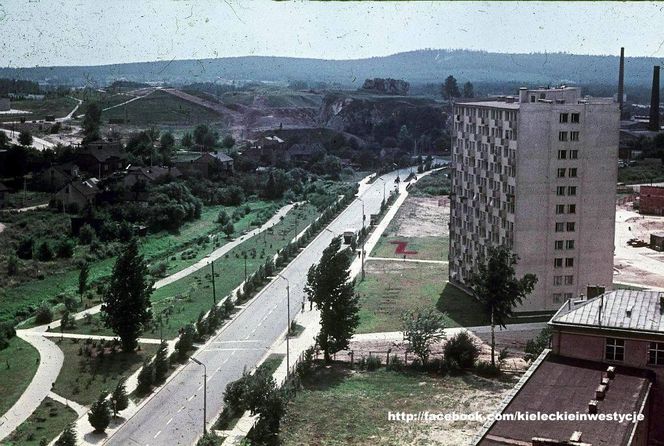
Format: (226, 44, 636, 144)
(618, 47, 625, 113)
(649, 65, 660, 131)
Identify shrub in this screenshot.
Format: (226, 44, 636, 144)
(34, 303, 54, 325)
(88, 393, 111, 432)
(36, 241, 54, 261)
(16, 237, 34, 259)
(444, 331, 480, 371)
(217, 209, 230, 225)
(366, 355, 382, 371)
(174, 324, 196, 361)
(55, 239, 75, 258)
(7, 254, 18, 276)
(154, 341, 169, 383)
(196, 432, 222, 446)
(54, 422, 77, 446)
(524, 327, 552, 363)
(78, 224, 96, 245)
(136, 359, 154, 394)
(475, 360, 501, 377)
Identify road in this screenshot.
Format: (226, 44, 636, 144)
(105, 168, 408, 446)
(0, 128, 55, 151)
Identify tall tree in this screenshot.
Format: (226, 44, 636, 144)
(304, 237, 360, 363)
(441, 75, 461, 101)
(462, 81, 475, 98)
(102, 240, 153, 351)
(82, 102, 102, 142)
(18, 130, 32, 146)
(78, 262, 89, 304)
(470, 246, 537, 367)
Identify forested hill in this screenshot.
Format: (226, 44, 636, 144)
(1, 49, 660, 88)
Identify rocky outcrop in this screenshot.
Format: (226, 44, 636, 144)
(361, 78, 410, 95)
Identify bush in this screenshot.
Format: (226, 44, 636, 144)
(34, 303, 54, 325)
(174, 324, 196, 361)
(55, 239, 75, 258)
(524, 327, 552, 363)
(444, 331, 480, 371)
(54, 422, 77, 446)
(16, 237, 34, 259)
(475, 360, 501, 377)
(154, 341, 169, 383)
(7, 254, 18, 276)
(36, 241, 54, 261)
(196, 432, 222, 446)
(366, 355, 382, 371)
(78, 224, 96, 245)
(136, 359, 154, 394)
(217, 209, 230, 225)
(88, 393, 111, 433)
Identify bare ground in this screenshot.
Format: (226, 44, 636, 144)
(385, 196, 449, 238)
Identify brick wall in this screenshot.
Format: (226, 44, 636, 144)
(640, 186, 664, 216)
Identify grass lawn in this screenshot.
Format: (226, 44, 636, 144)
(52, 339, 158, 406)
(280, 364, 514, 446)
(370, 235, 449, 261)
(259, 353, 284, 376)
(0, 336, 40, 416)
(58, 203, 319, 339)
(3, 397, 78, 446)
(102, 90, 222, 125)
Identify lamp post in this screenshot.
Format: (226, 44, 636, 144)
(377, 177, 386, 203)
(189, 357, 207, 435)
(276, 273, 291, 378)
(323, 228, 336, 238)
(357, 197, 366, 281)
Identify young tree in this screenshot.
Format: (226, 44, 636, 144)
(470, 246, 537, 367)
(441, 75, 461, 101)
(222, 221, 234, 238)
(82, 102, 102, 142)
(110, 378, 129, 418)
(462, 81, 475, 98)
(18, 130, 33, 146)
(159, 132, 175, 153)
(36, 241, 53, 261)
(88, 393, 111, 433)
(181, 132, 193, 148)
(154, 340, 169, 383)
(78, 262, 89, 304)
(401, 308, 446, 365)
(524, 326, 552, 363)
(101, 240, 153, 352)
(136, 359, 154, 394)
(304, 237, 360, 363)
(54, 422, 77, 446)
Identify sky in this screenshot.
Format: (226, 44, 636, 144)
(1, 1, 664, 68)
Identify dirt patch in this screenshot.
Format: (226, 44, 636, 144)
(386, 196, 449, 238)
(614, 261, 664, 288)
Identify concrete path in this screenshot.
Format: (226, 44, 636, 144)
(366, 256, 449, 264)
(39, 332, 163, 345)
(0, 333, 63, 441)
(0, 128, 56, 151)
(2, 203, 49, 213)
(48, 392, 87, 417)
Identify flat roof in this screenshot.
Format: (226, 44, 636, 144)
(551, 290, 664, 334)
(478, 354, 652, 446)
(456, 100, 520, 110)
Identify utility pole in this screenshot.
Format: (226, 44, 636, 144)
(210, 260, 216, 305)
(277, 273, 291, 378)
(190, 357, 207, 435)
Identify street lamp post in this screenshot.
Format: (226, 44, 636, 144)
(323, 228, 336, 238)
(378, 178, 386, 203)
(189, 357, 207, 435)
(277, 273, 291, 378)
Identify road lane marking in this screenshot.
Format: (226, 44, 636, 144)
(187, 395, 195, 401)
(178, 406, 184, 413)
(166, 418, 173, 425)
(154, 431, 161, 439)
(205, 347, 263, 351)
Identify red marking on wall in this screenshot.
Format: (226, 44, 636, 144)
(390, 240, 418, 255)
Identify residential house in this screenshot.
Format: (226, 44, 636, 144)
(75, 141, 127, 178)
(54, 178, 100, 211)
(174, 151, 233, 178)
(36, 163, 80, 192)
(286, 142, 324, 165)
(476, 290, 664, 446)
(640, 186, 664, 216)
(244, 135, 286, 166)
(0, 182, 9, 208)
(122, 165, 182, 189)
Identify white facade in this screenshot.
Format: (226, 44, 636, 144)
(449, 87, 619, 312)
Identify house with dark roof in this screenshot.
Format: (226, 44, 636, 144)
(173, 151, 233, 178)
(75, 141, 127, 178)
(54, 178, 100, 211)
(36, 163, 80, 192)
(122, 165, 182, 189)
(476, 290, 664, 446)
(286, 142, 324, 165)
(0, 182, 9, 208)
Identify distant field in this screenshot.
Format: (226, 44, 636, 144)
(0, 97, 78, 122)
(102, 89, 221, 125)
(0, 336, 40, 416)
(219, 89, 323, 108)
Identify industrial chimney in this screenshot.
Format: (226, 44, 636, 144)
(650, 66, 660, 131)
(618, 47, 625, 113)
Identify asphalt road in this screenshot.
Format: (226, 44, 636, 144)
(106, 168, 411, 446)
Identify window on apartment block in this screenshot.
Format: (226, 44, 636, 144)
(566, 240, 575, 250)
(553, 275, 563, 286)
(555, 240, 564, 250)
(559, 113, 569, 123)
(559, 131, 568, 141)
(554, 258, 563, 268)
(565, 275, 574, 285)
(557, 168, 566, 178)
(556, 204, 565, 214)
(567, 222, 576, 232)
(558, 150, 567, 160)
(557, 186, 566, 196)
(570, 150, 579, 159)
(570, 131, 580, 141)
(564, 292, 574, 301)
(565, 258, 574, 267)
(569, 168, 578, 177)
(555, 222, 565, 232)
(605, 338, 625, 362)
(568, 186, 577, 196)
(649, 342, 664, 366)
(568, 204, 576, 214)
(553, 293, 563, 303)
(571, 113, 580, 123)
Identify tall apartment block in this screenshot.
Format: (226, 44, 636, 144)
(449, 87, 619, 312)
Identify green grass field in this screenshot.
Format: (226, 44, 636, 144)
(102, 90, 221, 125)
(370, 235, 449, 261)
(52, 339, 158, 406)
(57, 203, 318, 339)
(280, 364, 513, 446)
(0, 337, 40, 417)
(3, 397, 78, 446)
(0, 97, 78, 122)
